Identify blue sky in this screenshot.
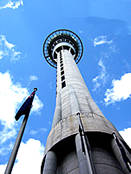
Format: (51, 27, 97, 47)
(0, 0, 131, 173)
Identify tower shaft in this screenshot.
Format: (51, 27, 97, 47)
(53, 49, 103, 127)
(42, 30, 131, 174)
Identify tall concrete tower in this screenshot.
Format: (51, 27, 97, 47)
(41, 29, 131, 174)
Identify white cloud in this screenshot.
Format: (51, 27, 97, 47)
(0, 138, 44, 174)
(0, 142, 13, 155)
(119, 128, 131, 148)
(92, 59, 107, 91)
(0, 127, 16, 144)
(104, 73, 131, 104)
(32, 95, 44, 112)
(29, 75, 38, 81)
(13, 139, 44, 174)
(0, 0, 23, 10)
(3, 35, 15, 49)
(0, 164, 6, 174)
(0, 72, 28, 127)
(94, 36, 112, 47)
(0, 72, 43, 127)
(0, 35, 21, 61)
(0, 71, 43, 148)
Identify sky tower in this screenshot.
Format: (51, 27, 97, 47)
(41, 29, 131, 174)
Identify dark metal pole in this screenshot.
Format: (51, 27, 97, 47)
(76, 112, 96, 174)
(4, 113, 29, 174)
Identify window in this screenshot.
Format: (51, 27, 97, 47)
(56, 47, 62, 52)
(61, 71, 64, 75)
(63, 45, 69, 50)
(61, 75, 65, 81)
(61, 67, 64, 71)
(71, 48, 75, 55)
(60, 63, 63, 67)
(54, 52, 57, 59)
(62, 81, 66, 88)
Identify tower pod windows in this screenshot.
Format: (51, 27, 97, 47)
(56, 47, 62, 52)
(43, 29, 83, 68)
(54, 52, 57, 59)
(63, 45, 69, 50)
(71, 48, 75, 55)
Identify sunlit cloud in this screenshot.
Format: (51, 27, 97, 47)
(0, 71, 43, 127)
(0, 71, 43, 150)
(104, 73, 131, 104)
(0, 35, 21, 61)
(0, 142, 13, 155)
(94, 36, 112, 47)
(32, 95, 44, 112)
(0, 127, 16, 144)
(0, 138, 44, 174)
(0, 164, 6, 174)
(0, 72, 27, 127)
(0, 0, 23, 10)
(12, 139, 44, 174)
(119, 128, 131, 147)
(92, 59, 107, 91)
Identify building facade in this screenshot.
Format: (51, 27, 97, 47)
(41, 29, 131, 174)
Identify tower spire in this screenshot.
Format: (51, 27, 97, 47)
(41, 29, 131, 174)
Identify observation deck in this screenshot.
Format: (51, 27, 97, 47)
(43, 29, 83, 68)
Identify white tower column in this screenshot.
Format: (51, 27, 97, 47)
(41, 29, 131, 174)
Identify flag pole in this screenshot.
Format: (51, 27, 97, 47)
(4, 88, 37, 174)
(4, 113, 29, 174)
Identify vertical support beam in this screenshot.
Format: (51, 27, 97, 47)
(75, 112, 96, 174)
(111, 135, 131, 174)
(42, 151, 57, 174)
(75, 133, 94, 174)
